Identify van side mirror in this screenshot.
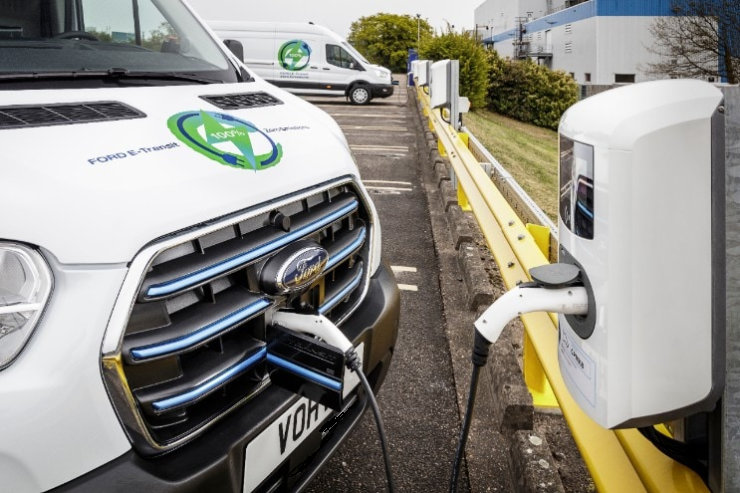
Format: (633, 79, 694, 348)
(349, 61, 356, 70)
(223, 39, 244, 62)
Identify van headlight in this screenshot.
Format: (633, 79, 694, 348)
(375, 69, 388, 80)
(0, 243, 52, 370)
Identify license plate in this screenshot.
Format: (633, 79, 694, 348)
(242, 343, 363, 492)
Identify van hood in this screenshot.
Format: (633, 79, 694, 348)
(0, 81, 358, 264)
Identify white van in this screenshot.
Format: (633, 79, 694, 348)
(0, 1, 399, 492)
(210, 21, 396, 105)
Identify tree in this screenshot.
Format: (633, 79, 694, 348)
(419, 32, 490, 109)
(487, 51, 578, 130)
(348, 13, 433, 73)
(648, 0, 739, 84)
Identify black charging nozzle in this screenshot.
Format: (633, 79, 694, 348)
(450, 264, 590, 493)
(268, 311, 396, 492)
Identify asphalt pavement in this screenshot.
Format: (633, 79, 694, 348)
(304, 80, 470, 492)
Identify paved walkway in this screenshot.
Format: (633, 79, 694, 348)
(305, 79, 469, 492)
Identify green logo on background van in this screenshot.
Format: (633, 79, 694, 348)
(278, 40, 312, 71)
(168, 111, 283, 171)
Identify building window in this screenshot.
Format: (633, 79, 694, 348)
(569, 72, 575, 78)
(565, 41, 573, 54)
(585, 73, 591, 82)
(565, 24, 572, 34)
(615, 73, 636, 83)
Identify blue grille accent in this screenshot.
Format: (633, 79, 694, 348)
(325, 228, 367, 271)
(146, 200, 359, 298)
(152, 347, 267, 412)
(266, 353, 342, 391)
(319, 268, 365, 315)
(130, 298, 272, 361)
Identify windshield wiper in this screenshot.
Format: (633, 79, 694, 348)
(0, 68, 222, 84)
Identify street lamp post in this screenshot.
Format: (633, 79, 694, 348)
(416, 14, 421, 48)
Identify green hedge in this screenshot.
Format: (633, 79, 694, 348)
(486, 51, 578, 130)
(419, 32, 489, 109)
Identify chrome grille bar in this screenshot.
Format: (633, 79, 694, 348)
(145, 199, 359, 299)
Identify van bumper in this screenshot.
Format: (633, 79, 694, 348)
(51, 264, 400, 493)
(370, 83, 395, 98)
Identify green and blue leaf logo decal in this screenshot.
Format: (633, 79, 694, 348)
(278, 40, 312, 71)
(168, 111, 283, 171)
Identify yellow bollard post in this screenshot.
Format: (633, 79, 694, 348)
(526, 224, 551, 260)
(457, 183, 471, 211)
(458, 131, 469, 149)
(438, 139, 447, 158)
(523, 333, 559, 408)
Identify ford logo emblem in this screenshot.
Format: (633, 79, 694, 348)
(260, 241, 329, 295)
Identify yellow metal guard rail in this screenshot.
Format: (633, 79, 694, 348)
(416, 86, 708, 493)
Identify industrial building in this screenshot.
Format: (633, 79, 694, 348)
(475, 0, 720, 85)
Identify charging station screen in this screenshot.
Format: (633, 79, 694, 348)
(560, 136, 594, 239)
(559, 136, 574, 230)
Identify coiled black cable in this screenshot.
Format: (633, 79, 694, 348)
(347, 351, 396, 493)
(450, 332, 492, 493)
(449, 364, 482, 493)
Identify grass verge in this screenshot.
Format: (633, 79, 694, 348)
(464, 109, 558, 221)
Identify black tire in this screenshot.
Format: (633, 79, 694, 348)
(349, 85, 371, 105)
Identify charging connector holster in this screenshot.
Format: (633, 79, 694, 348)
(267, 324, 347, 411)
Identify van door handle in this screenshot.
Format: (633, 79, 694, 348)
(310, 66, 318, 69)
(322, 67, 331, 71)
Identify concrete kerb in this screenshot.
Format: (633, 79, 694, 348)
(409, 87, 566, 493)
(510, 431, 566, 493)
(410, 88, 513, 493)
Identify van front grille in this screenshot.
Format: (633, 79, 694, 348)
(106, 182, 370, 449)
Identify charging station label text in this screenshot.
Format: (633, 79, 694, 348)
(559, 330, 596, 407)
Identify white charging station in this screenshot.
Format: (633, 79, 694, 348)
(429, 59, 470, 132)
(429, 60, 452, 109)
(557, 79, 726, 429)
(416, 60, 431, 87)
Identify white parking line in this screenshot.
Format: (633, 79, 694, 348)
(329, 113, 405, 118)
(345, 132, 415, 137)
(351, 145, 409, 151)
(391, 266, 418, 273)
(344, 125, 407, 132)
(365, 180, 414, 186)
(366, 186, 413, 193)
(398, 284, 419, 292)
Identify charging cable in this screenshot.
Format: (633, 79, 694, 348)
(272, 312, 395, 493)
(449, 264, 589, 493)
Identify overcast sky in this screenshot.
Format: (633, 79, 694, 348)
(188, 0, 481, 38)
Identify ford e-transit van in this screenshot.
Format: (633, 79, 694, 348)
(0, 1, 399, 492)
(210, 21, 395, 105)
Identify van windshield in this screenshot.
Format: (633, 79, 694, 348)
(341, 41, 369, 65)
(0, 0, 243, 85)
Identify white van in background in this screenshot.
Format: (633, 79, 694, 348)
(210, 21, 396, 105)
